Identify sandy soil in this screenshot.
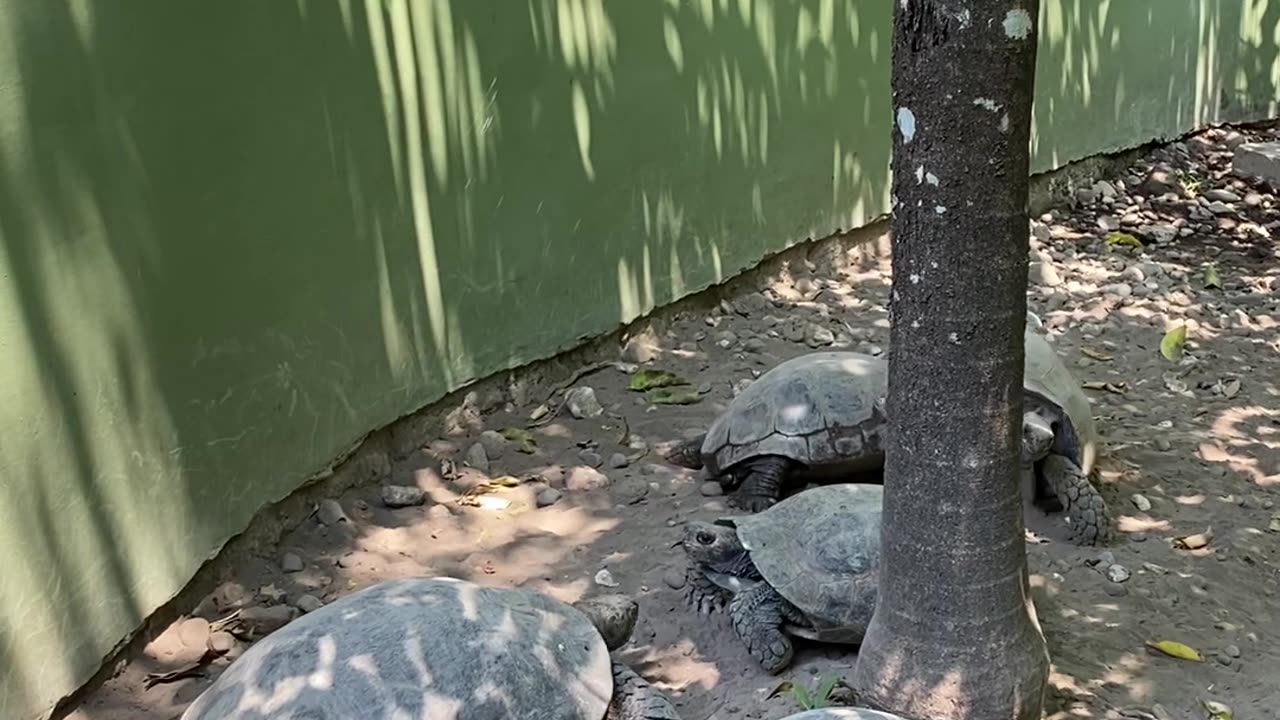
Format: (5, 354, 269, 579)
(67, 123, 1280, 720)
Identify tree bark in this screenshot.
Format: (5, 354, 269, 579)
(851, 2, 1049, 720)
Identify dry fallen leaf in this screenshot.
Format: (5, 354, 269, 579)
(1218, 378, 1241, 399)
(1173, 528, 1213, 550)
(1146, 639, 1204, 661)
(1081, 347, 1114, 361)
(499, 427, 538, 453)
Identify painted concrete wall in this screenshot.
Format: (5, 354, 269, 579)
(0, 1, 1275, 718)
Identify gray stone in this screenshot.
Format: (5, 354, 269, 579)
(1142, 223, 1178, 244)
(1105, 564, 1131, 583)
(1226, 644, 1241, 658)
(281, 553, 304, 573)
(427, 504, 453, 519)
(295, 594, 324, 613)
(1075, 188, 1097, 205)
(663, 567, 687, 590)
(565, 466, 611, 491)
(609, 452, 629, 469)
(1097, 215, 1122, 231)
(1244, 192, 1264, 207)
(1092, 180, 1118, 198)
(621, 332, 660, 364)
(465, 442, 490, 474)
(316, 499, 350, 526)
(1131, 494, 1152, 512)
(579, 449, 602, 467)
(536, 487, 563, 507)
(783, 316, 807, 343)
(380, 484, 427, 508)
(1104, 582, 1129, 597)
(1206, 201, 1235, 215)
(1121, 265, 1146, 283)
(805, 323, 835, 348)
(566, 386, 605, 419)
(1141, 167, 1180, 196)
(1030, 261, 1062, 287)
(1233, 142, 1280, 186)
(1100, 282, 1133, 298)
(699, 481, 724, 497)
(478, 430, 508, 460)
(1205, 188, 1241, 203)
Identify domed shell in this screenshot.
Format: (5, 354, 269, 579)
(180, 577, 614, 720)
(701, 352, 888, 476)
(729, 483, 882, 642)
(1023, 328, 1097, 475)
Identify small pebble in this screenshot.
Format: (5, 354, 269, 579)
(316, 499, 350, 526)
(465, 442, 490, 474)
(1104, 582, 1129, 597)
(428, 504, 453, 519)
(536, 488, 563, 507)
(566, 386, 606, 419)
(594, 569, 620, 588)
(1105, 564, 1131, 583)
(295, 595, 324, 613)
(609, 452, 630, 469)
(478, 430, 508, 460)
(380, 485, 427, 508)
(663, 568, 687, 590)
(281, 553, 304, 573)
(1130, 494, 1152, 512)
(1225, 644, 1241, 658)
(699, 481, 724, 497)
(579, 449, 603, 467)
(1215, 654, 1233, 667)
(1154, 438, 1172, 452)
(565, 466, 611, 491)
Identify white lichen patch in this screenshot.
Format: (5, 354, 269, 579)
(911, 320, 920, 329)
(909, 273, 922, 284)
(949, 332, 960, 344)
(1003, 8, 1033, 39)
(926, 172, 939, 186)
(897, 107, 917, 143)
(1000, 114, 1011, 133)
(973, 98, 1001, 112)
(934, 205, 948, 214)
(915, 165, 925, 183)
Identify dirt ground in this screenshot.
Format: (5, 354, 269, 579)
(68, 124, 1280, 720)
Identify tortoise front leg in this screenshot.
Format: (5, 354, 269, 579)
(729, 581, 796, 674)
(1042, 454, 1110, 546)
(731, 456, 794, 512)
(683, 566, 728, 615)
(605, 661, 681, 720)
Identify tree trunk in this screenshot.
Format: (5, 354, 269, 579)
(851, 2, 1050, 720)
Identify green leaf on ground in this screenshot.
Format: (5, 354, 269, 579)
(1159, 325, 1187, 362)
(1104, 231, 1143, 248)
(1203, 263, 1223, 289)
(628, 368, 688, 392)
(499, 427, 538, 453)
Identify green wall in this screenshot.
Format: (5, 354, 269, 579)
(0, 1, 1275, 717)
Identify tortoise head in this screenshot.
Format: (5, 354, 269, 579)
(680, 520, 748, 574)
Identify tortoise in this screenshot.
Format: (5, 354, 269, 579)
(664, 325, 1111, 545)
(663, 351, 890, 512)
(779, 711, 906, 720)
(180, 576, 679, 720)
(1022, 326, 1109, 545)
(679, 483, 883, 673)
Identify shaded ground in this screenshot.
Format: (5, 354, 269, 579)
(68, 124, 1279, 720)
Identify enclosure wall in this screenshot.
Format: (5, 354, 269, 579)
(0, 1, 1275, 717)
